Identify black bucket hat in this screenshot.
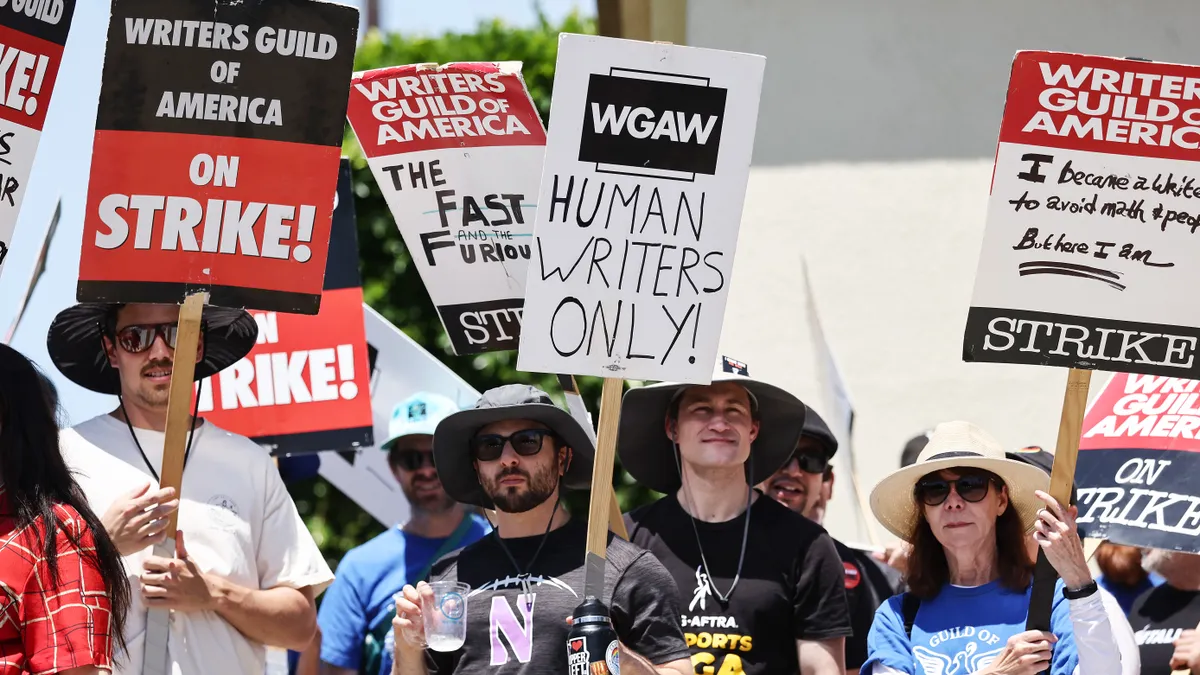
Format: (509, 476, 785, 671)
(1006, 446, 1078, 506)
(47, 303, 258, 395)
(432, 384, 595, 509)
(616, 357, 808, 494)
(802, 405, 838, 458)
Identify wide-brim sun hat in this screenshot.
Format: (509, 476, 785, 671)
(617, 356, 807, 494)
(432, 384, 595, 509)
(47, 302, 258, 395)
(381, 391, 461, 452)
(869, 420, 1051, 542)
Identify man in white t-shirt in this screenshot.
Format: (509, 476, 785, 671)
(48, 301, 335, 675)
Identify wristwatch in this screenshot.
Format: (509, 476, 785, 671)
(1063, 580, 1099, 599)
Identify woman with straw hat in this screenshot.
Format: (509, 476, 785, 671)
(860, 421, 1124, 675)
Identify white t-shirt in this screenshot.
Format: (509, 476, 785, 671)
(60, 414, 333, 675)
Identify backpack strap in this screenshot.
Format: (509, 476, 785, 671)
(900, 592, 920, 641)
(359, 515, 478, 675)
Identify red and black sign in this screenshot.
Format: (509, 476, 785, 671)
(76, 0, 358, 314)
(1076, 372, 1200, 552)
(198, 159, 373, 454)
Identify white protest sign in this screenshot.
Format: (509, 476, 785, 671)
(346, 62, 546, 355)
(517, 35, 765, 383)
(316, 303, 479, 527)
(965, 52, 1200, 378)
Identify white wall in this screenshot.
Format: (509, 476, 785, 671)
(682, 0, 1200, 543)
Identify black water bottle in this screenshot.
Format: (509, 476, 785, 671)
(566, 596, 620, 675)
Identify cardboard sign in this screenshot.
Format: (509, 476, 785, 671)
(345, 61, 546, 354)
(315, 303, 480, 526)
(1075, 372, 1200, 552)
(198, 159, 372, 453)
(76, 0, 358, 314)
(965, 52, 1200, 377)
(0, 0, 75, 282)
(517, 35, 765, 383)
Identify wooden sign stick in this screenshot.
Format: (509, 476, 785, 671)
(143, 291, 207, 675)
(1026, 367, 1091, 634)
(582, 377, 625, 599)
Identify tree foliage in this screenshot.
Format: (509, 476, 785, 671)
(291, 12, 664, 567)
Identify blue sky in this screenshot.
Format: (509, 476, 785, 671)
(0, 0, 593, 427)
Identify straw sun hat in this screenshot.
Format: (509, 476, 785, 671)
(869, 420, 1050, 542)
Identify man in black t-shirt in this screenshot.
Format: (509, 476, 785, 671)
(756, 406, 901, 674)
(389, 384, 691, 675)
(1129, 548, 1200, 675)
(619, 357, 853, 675)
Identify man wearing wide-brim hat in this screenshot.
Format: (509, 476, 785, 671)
(620, 357, 852, 675)
(49, 301, 333, 675)
(389, 383, 692, 675)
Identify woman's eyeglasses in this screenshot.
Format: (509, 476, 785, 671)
(470, 429, 556, 462)
(915, 474, 994, 506)
(115, 323, 181, 353)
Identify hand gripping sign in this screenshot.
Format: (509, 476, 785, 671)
(960, 50, 1200, 633)
(77, 0, 358, 315)
(345, 61, 546, 354)
(0, 0, 75, 283)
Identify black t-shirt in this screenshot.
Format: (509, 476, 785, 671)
(626, 492, 853, 675)
(424, 519, 690, 674)
(1129, 583, 1200, 675)
(834, 540, 901, 669)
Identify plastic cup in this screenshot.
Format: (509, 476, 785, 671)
(423, 581, 469, 652)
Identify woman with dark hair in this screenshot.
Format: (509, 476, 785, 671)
(860, 421, 1123, 675)
(0, 344, 130, 674)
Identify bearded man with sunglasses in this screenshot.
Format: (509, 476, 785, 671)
(317, 392, 490, 675)
(389, 384, 692, 675)
(757, 406, 901, 675)
(48, 302, 334, 675)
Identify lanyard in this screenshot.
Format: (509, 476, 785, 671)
(118, 391, 201, 484)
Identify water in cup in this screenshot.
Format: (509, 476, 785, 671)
(424, 581, 470, 652)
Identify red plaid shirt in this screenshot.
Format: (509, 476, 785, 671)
(0, 488, 114, 674)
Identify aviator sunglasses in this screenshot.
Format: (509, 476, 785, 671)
(914, 473, 995, 507)
(470, 428, 557, 462)
(115, 323, 185, 353)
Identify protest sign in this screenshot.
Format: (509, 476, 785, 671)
(76, 0, 358, 314)
(317, 303, 480, 527)
(198, 160, 372, 454)
(0, 0, 74, 282)
(1075, 372, 1200, 553)
(517, 35, 765, 384)
(965, 52, 1200, 378)
(346, 61, 546, 354)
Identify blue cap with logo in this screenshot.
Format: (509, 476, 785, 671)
(381, 392, 461, 451)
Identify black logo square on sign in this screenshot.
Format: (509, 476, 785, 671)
(578, 69, 727, 181)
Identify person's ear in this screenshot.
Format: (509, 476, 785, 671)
(997, 484, 1010, 515)
(195, 330, 206, 363)
(664, 416, 677, 442)
(102, 335, 118, 368)
(559, 447, 572, 476)
(748, 419, 760, 443)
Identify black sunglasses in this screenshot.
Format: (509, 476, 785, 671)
(392, 450, 435, 472)
(470, 428, 556, 462)
(116, 323, 181, 353)
(789, 451, 830, 475)
(915, 474, 995, 507)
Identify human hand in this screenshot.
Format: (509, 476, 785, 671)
(981, 630, 1057, 675)
(101, 482, 179, 556)
(1032, 490, 1092, 589)
(140, 531, 217, 612)
(1170, 627, 1200, 670)
(871, 540, 911, 575)
(392, 582, 433, 649)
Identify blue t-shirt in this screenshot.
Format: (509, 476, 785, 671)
(862, 579, 1079, 674)
(317, 514, 491, 674)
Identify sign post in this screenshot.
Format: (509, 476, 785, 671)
(77, 2, 358, 673)
(517, 33, 765, 610)
(964, 51, 1200, 630)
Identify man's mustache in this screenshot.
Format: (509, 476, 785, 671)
(141, 358, 174, 376)
(497, 467, 530, 482)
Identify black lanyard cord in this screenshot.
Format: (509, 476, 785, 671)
(487, 495, 562, 610)
(674, 442, 753, 605)
(117, 379, 204, 484)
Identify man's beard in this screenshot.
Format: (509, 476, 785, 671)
(482, 463, 559, 513)
(133, 358, 174, 408)
(401, 478, 456, 514)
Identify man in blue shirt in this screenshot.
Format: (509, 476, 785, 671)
(317, 392, 491, 675)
